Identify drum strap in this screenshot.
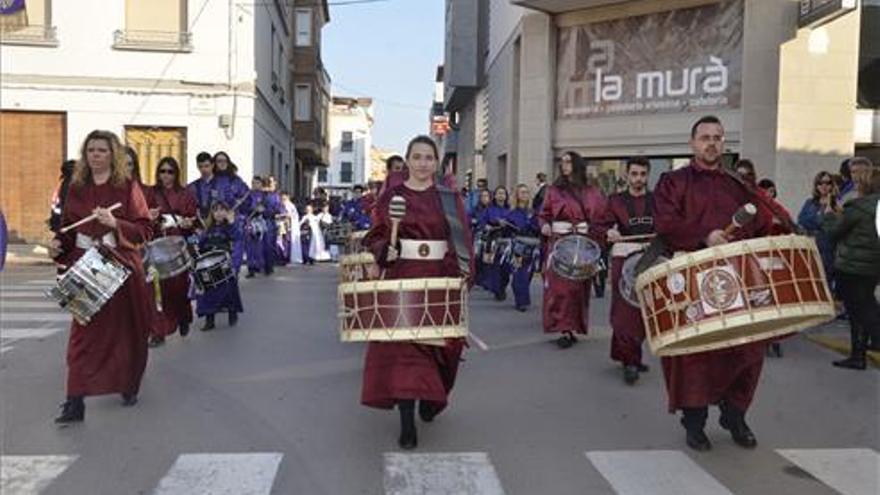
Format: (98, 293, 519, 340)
(622, 191, 654, 235)
(437, 185, 471, 279)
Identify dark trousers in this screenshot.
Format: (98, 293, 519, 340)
(837, 272, 880, 350)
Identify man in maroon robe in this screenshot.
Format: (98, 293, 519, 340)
(597, 157, 654, 384)
(653, 116, 771, 451)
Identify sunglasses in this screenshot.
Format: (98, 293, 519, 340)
(158, 169, 175, 175)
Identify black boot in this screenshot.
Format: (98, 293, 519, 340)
(623, 365, 639, 385)
(418, 400, 438, 423)
(201, 314, 215, 331)
(228, 311, 239, 327)
(148, 335, 165, 348)
(636, 363, 650, 373)
(55, 397, 85, 425)
(121, 392, 138, 407)
(681, 407, 711, 451)
(833, 325, 867, 370)
(556, 331, 576, 349)
(398, 400, 417, 450)
(179, 322, 190, 337)
(719, 401, 757, 448)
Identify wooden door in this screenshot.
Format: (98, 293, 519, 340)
(124, 126, 187, 186)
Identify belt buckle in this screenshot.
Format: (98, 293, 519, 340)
(418, 242, 430, 258)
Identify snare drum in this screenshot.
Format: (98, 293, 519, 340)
(636, 235, 835, 356)
(324, 221, 353, 246)
(619, 250, 667, 308)
(339, 252, 377, 282)
(144, 236, 192, 281)
(338, 277, 468, 343)
(46, 247, 131, 325)
(192, 250, 234, 292)
(549, 235, 602, 280)
(248, 217, 268, 237)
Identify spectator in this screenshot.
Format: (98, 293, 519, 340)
(532, 172, 548, 212)
(466, 178, 489, 216)
(734, 159, 757, 186)
(757, 178, 777, 199)
(798, 171, 839, 288)
(840, 157, 872, 205)
(48, 159, 77, 233)
(821, 167, 880, 369)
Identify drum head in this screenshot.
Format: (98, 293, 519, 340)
(553, 235, 600, 265)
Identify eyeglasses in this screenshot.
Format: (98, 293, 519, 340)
(158, 169, 175, 175)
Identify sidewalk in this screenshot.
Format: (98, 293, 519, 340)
(3, 243, 53, 266)
(802, 317, 880, 367)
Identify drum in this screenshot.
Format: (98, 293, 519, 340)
(248, 217, 268, 237)
(636, 235, 835, 356)
(324, 221, 353, 246)
(46, 247, 131, 325)
(338, 277, 468, 343)
(192, 250, 234, 292)
(345, 230, 369, 256)
(549, 235, 602, 280)
(339, 252, 377, 282)
(144, 236, 192, 281)
(619, 250, 668, 308)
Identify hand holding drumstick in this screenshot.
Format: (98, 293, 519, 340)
(387, 195, 406, 263)
(59, 202, 123, 234)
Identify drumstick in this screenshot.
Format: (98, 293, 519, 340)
(616, 233, 656, 243)
(59, 202, 123, 234)
(723, 203, 757, 237)
(389, 195, 406, 249)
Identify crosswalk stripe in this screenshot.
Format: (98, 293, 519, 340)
(1, 345, 14, 354)
(1, 291, 52, 297)
(777, 448, 880, 495)
(384, 452, 506, 495)
(0, 455, 78, 495)
(23, 281, 55, 286)
(1, 328, 65, 340)
(152, 453, 283, 495)
(586, 450, 734, 495)
(0, 313, 71, 323)
(0, 301, 61, 309)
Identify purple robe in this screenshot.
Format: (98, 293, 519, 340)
(195, 223, 244, 316)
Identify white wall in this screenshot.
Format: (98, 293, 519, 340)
(327, 105, 373, 187)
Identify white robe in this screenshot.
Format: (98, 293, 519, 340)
(300, 213, 331, 262)
(284, 201, 303, 264)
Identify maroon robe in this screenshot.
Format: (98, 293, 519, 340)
(55, 179, 153, 397)
(145, 186, 199, 337)
(537, 184, 608, 334)
(360, 183, 473, 411)
(653, 160, 771, 412)
(597, 192, 653, 366)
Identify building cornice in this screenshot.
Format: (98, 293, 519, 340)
(0, 73, 256, 94)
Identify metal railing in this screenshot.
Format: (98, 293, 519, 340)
(0, 25, 58, 46)
(112, 29, 192, 52)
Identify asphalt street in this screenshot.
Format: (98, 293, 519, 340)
(1, 263, 878, 495)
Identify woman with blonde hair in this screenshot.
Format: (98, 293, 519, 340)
(49, 130, 154, 424)
(503, 184, 540, 311)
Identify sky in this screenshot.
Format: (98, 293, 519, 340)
(322, 0, 445, 153)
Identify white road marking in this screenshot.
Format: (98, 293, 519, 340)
(468, 331, 490, 351)
(1, 345, 14, 354)
(0, 291, 53, 297)
(0, 301, 60, 309)
(152, 453, 283, 495)
(0, 455, 78, 495)
(384, 452, 506, 495)
(586, 450, 734, 495)
(0, 313, 71, 323)
(23, 280, 55, 286)
(777, 448, 880, 495)
(1, 328, 65, 340)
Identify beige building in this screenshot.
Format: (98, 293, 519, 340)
(444, 0, 879, 211)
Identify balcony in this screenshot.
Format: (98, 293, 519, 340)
(510, 0, 629, 13)
(0, 25, 58, 47)
(112, 29, 193, 52)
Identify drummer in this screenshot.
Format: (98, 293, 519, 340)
(361, 135, 473, 450)
(504, 184, 540, 311)
(653, 115, 771, 451)
(596, 157, 655, 384)
(187, 152, 222, 228)
(195, 201, 244, 331)
(243, 176, 278, 278)
(212, 151, 250, 274)
(476, 186, 511, 301)
(341, 185, 372, 231)
(470, 189, 492, 290)
(49, 130, 154, 424)
(538, 151, 608, 349)
(145, 156, 199, 347)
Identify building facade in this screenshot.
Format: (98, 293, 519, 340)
(0, 0, 296, 243)
(292, 0, 331, 201)
(444, 0, 879, 212)
(323, 96, 374, 192)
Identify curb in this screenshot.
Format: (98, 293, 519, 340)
(804, 334, 880, 367)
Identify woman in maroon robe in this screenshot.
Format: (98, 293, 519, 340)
(538, 151, 607, 348)
(145, 156, 199, 347)
(361, 135, 473, 450)
(50, 130, 153, 424)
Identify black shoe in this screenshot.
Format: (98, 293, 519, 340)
(121, 393, 138, 407)
(494, 291, 506, 301)
(148, 336, 165, 348)
(54, 398, 84, 425)
(636, 363, 650, 373)
(201, 315, 216, 331)
(719, 415, 757, 448)
(623, 365, 639, 385)
(685, 429, 712, 451)
(398, 401, 418, 450)
(556, 332, 575, 349)
(418, 401, 438, 423)
(245, 272, 256, 279)
(228, 312, 238, 327)
(832, 356, 867, 370)
(772, 342, 782, 357)
(179, 323, 190, 337)
(515, 305, 528, 312)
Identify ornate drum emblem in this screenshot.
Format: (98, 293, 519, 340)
(418, 243, 430, 258)
(699, 267, 741, 311)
